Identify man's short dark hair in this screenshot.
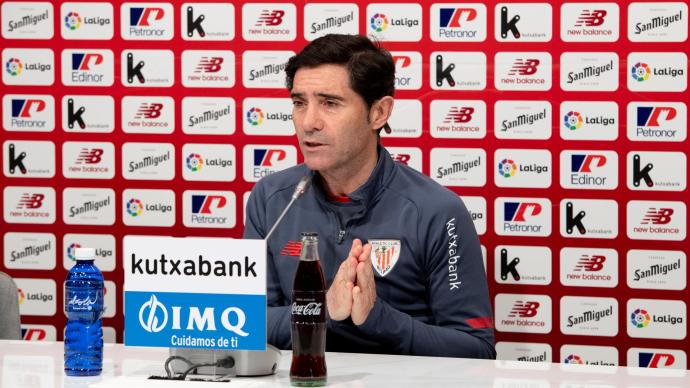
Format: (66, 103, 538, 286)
(285, 34, 395, 111)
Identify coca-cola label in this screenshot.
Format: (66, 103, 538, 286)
(291, 291, 326, 321)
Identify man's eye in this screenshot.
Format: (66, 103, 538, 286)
(292, 100, 305, 107)
(324, 100, 338, 107)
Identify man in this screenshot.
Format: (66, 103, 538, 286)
(244, 34, 494, 358)
(0, 271, 21, 340)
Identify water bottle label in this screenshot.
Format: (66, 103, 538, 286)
(65, 287, 103, 312)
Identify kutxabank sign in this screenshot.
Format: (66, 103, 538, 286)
(123, 236, 266, 350)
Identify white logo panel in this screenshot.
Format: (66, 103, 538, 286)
(122, 189, 175, 227)
(63, 234, 116, 272)
(627, 348, 687, 370)
(103, 281, 116, 318)
(627, 249, 686, 291)
(182, 190, 236, 229)
(62, 95, 114, 133)
(628, 2, 688, 42)
(494, 197, 552, 237)
(560, 345, 618, 366)
(560, 247, 618, 288)
(495, 52, 552, 91)
(560, 199, 618, 239)
(120, 50, 174, 87)
(560, 52, 618, 91)
(430, 3, 487, 42)
(3, 94, 55, 132)
(367, 3, 422, 42)
(3, 186, 56, 224)
(494, 246, 551, 285)
(560, 101, 618, 141)
(560, 3, 619, 42)
(560, 296, 618, 337)
(62, 141, 115, 179)
(461, 196, 486, 235)
(560, 150, 618, 190)
(61, 2, 114, 40)
(390, 51, 422, 90)
(494, 149, 551, 188)
(627, 299, 686, 340)
(2, 48, 54, 86)
(242, 3, 296, 41)
(182, 97, 235, 135)
(242, 50, 293, 89)
(430, 100, 486, 139)
(182, 144, 236, 182)
(627, 102, 687, 142)
(430, 148, 486, 187)
(494, 101, 551, 140)
(121, 96, 174, 134)
(122, 142, 175, 181)
(496, 342, 552, 363)
(120, 2, 173, 40)
(61, 49, 114, 86)
(627, 151, 686, 191)
(626, 200, 686, 241)
(385, 147, 422, 174)
(383, 99, 422, 138)
(20, 324, 57, 341)
(181, 3, 235, 41)
(63, 188, 115, 226)
(304, 3, 358, 41)
(242, 98, 294, 136)
(3, 140, 55, 178)
(430, 52, 486, 90)
(15, 278, 56, 316)
(494, 3, 552, 42)
(495, 294, 552, 334)
(627, 52, 687, 92)
(242, 145, 297, 183)
(3, 232, 56, 270)
(182, 50, 235, 88)
(2, 2, 53, 39)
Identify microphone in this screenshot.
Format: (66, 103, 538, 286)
(265, 175, 311, 241)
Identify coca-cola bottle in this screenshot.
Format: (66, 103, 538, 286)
(290, 232, 327, 386)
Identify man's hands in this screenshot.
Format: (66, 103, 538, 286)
(326, 239, 376, 325)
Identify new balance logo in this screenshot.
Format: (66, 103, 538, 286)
(191, 195, 226, 214)
(632, 154, 653, 188)
(71, 53, 103, 70)
(574, 255, 605, 271)
(575, 10, 607, 27)
(280, 240, 302, 256)
(254, 149, 286, 167)
(509, 59, 539, 76)
(391, 154, 411, 165)
(500, 248, 520, 281)
(135, 103, 163, 119)
(130, 8, 165, 26)
(439, 8, 477, 27)
(435, 55, 455, 87)
(639, 353, 675, 368)
(565, 201, 586, 235)
(186, 6, 205, 37)
(195, 57, 223, 73)
(571, 154, 607, 172)
(12, 99, 45, 118)
(637, 107, 677, 126)
(444, 107, 473, 123)
(509, 301, 539, 317)
(641, 208, 674, 225)
(7, 144, 27, 174)
(67, 98, 86, 129)
(504, 202, 542, 222)
(76, 148, 103, 164)
(18, 194, 44, 209)
(256, 10, 284, 26)
(500, 6, 520, 39)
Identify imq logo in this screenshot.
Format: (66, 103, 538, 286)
(242, 3, 296, 41)
(242, 145, 297, 182)
(628, 3, 687, 42)
(627, 152, 686, 192)
(60, 2, 114, 40)
(495, 3, 552, 42)
(494, 246, 551, 285)
(183, 191, 236, 228)
(627, 299, 686, 340)
(495, 197, 551, 237)
(627, 201, 686, 241)
(430, 100, 486, 139)
(183, 3, 235, 41)
(120, 50, 174, 87)
(495, 52, 552, 91)
(121, 3, 173, 40)
(430, 52, 486, 90)
(561, 3, 619, 42)
(628, 102, 687, 142)
(561, 296, 618, 337)
(430, 4, 487, 42)
(366, 4, 422, 42)
(560, 150, 618, 190)
(628, 348, 687, 370)
(627, 52, 687, 92)
(495, 294, 551, 334)
(3, 95, 54, 132)
(560, 199, 618, 239)
(1, 2, 53, 39)
(627, 250, 686, 291)
(494, 101, 551, 140)
(62, 95, 114, 133)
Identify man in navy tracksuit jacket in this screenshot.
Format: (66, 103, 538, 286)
(243, 34, 495, 358)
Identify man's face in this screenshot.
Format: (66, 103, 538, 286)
(290, 64, 378, 177)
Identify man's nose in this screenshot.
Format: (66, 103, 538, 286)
(301, 103, 323, 132)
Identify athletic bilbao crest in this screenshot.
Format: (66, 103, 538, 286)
(370, 239, 401, 277)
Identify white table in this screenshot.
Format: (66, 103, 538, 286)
(1, 340, 688, 387)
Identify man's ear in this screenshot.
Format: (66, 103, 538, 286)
(369, 96, 394, 131)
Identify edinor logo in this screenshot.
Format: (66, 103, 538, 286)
(246, 107, 263, 126)
(186, 153, 203, 172)
(563, 111, 583, 130)
(370, 13, 388, 32)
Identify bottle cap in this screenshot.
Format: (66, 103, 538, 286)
(75, 247, 96, 260)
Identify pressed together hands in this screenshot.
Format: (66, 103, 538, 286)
(326, 239, 376, 325)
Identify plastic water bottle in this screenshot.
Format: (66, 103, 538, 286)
(64, 248, 104, 376)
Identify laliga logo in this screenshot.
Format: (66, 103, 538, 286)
(370, 13, 388, 32)
(498, 159, 517, 178)
(631, 308, 651, 328)
(564, 354, 584, 364)
(631, 63, 651, 82)
(246, 107, 264, 126)
(65, 12, 81, 30)
(139, 294, 249, 336)
(6, 58, 22, 76)
(127, 199, 143, 216)
(67, 243, 82, 261)
(186, 153, 203, 172)
(563, 111, 583, 130)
